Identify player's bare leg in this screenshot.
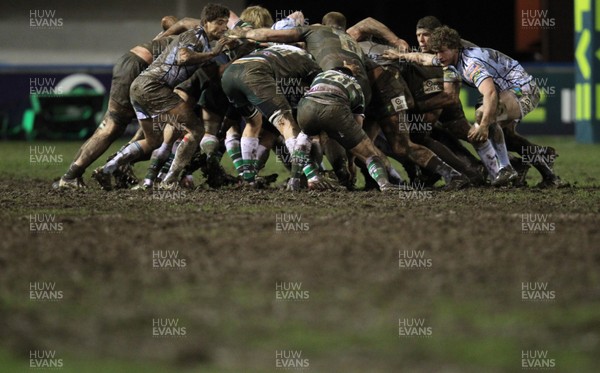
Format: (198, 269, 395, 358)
(500, 119, 563, 187)
(139, 123, 182, 189)
(59, 99, 132, 188)
(160, 101, 204, 186)
(379, 112, 469, 189)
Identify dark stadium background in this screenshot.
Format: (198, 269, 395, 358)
(252, 0, 573, 62)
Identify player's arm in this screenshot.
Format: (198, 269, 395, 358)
(154, 16, 179, 39)
(229, 27, 302, 43)
(468, 77, 497, 142)
(415, 94, 452, 113)
(347, 17, 409, 50)
(354, 114, 365, 126)
(415, 69, 461, 112)
(382, 50, 439, 66)
(177, 37, 238, 65)
(156, 17, 201, 39)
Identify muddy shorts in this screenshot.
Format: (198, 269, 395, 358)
(297, 98, 367, 149)
(475, 81, 540, 123)
(366, 65, 413, 120)
(130, 75, 183, 120)
(176, 64, 229, 118)
(110, 52, 149, 110)
(221, 59, 292, 121)
(510, 81, 540, 119)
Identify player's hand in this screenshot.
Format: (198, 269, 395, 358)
(176, 48, 193, 65)
(214, 36, 239, 54)
(342, 60, 360, 76)
(226, 28, 247, 39)
(468, 123, 489, 142)
(393, 39, 410, 52)
(286, 11, 305, 26)
(382, 49, 403, 60)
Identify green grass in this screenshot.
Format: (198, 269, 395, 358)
(2, 136, 599, 187)
(1, 136, 599, 372)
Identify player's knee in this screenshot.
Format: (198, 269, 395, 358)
(108, 109, 134, 129)
(391, 142, 408, 159)
(269, 110, 294, 129)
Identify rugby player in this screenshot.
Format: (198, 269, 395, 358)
(427, 26, 562, 187)
(54, 17, 177, 189)
(346, 17, 473, 189)
(92, 3, 237, 190)
(220, 44, 326, 189)
(296, 64, 397, 191)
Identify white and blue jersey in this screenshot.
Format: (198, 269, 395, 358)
(140, 27, 212, 87)
(452, 47, 533, 92)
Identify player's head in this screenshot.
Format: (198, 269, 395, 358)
(201, 3, 230, 39)
(332, 66, 354, 77)
(240, 5, 274, 29)
(415, 16, 442, 52)
(428, 25, 462, 66)
(322, 11, 346, 31)
(161, 15, 178, 31)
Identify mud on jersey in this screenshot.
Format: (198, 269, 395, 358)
(241, 44, 321, 81)
(297, 26, 370, 99)
(398, 62, 444, 101)
(232, 44, 322, 108)
(358, 40, 396, 66)
(454, 47, 532, 91)
(139, 27, 211, 88)
(138, 36, 175, 60)
(305, 70, 365, 114)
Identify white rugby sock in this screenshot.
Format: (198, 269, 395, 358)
(475, 140, 499, 178)
(200, 134, 219, 157)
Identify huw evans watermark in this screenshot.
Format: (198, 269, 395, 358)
(521, 9, 556, 29)
(152, 189, 187, 200)
(29, 214, 63, 233)
(151, 113, 187, 133)
(30, 145, 63, 165)
(521, 350, 555, 369)
(399, 112, 432, 133)
(275, 213, 309, 232)
(399, 181, 433, 201)
(30, 282, 63, 301)
(276, 78, 309, 96)
(275, 282, 309, 301)
(399, 250, 432, 269)
(29, 77, 65, 96)
(29, 10, 63, 29)
(275, 350, 309, 370)
(521, 282, 555, 302)
(29, 350, 63, 369)
(152, 250, 187, 270)
(398, 318, 432, 337)
(152, 318, 187, 337)
(274, 9, 310, 26)
(521, 146, 557, 166)
(521, 214, 555, 233)
(533, 77, 556, 97)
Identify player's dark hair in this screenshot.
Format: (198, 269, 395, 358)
(332, 66, 354, 77)
(201, 3, 230, 25)
(322, 11, 346, 30)
(428, 25, 462, 52)
(416, 16, 442, 30)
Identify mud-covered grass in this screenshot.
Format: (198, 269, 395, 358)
(0, 137, 599, 372)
